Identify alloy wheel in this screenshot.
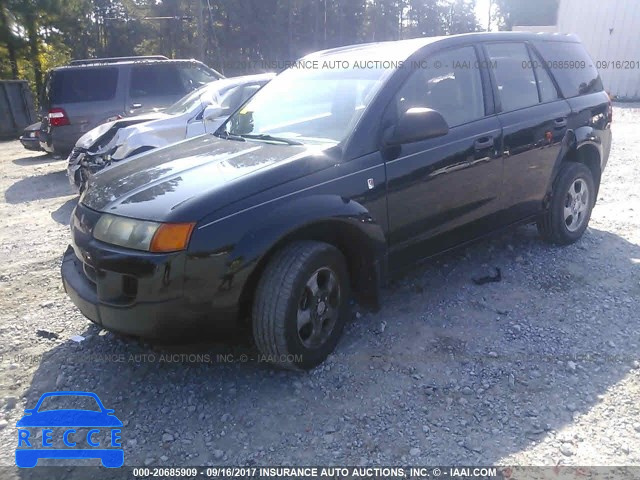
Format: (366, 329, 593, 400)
(564, 178, 590, 232)
(297, 267, 341, 349)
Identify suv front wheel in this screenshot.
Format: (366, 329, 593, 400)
(252, 241, 350, 370)
(537, 162, 596, 245)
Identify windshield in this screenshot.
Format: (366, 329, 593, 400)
(37, 395, 101, 412)
(165, 83, 216, 115)
(223, 65, 389, 145)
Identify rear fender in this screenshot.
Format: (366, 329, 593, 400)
(545, 126, 603, 204)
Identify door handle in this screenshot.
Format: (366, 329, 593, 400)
(131, 103, 142, 110)
(474, 136, 494, 150)
(554, 117, 567, 128)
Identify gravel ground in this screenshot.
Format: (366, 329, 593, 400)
(0, 105, 638, 478)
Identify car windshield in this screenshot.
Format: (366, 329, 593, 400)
(165, 83, 216, 116)
(223, 65, 390, 145)
(37, 395, 101, 412)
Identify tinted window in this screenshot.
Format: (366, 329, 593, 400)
(531, 50, 559, 103)
(533, 41, 604, 98)
(130, 64, 185, 98)
(50, 68, 118, 104)
(395, 46, 485, 128)
(486, 43, 539, 112)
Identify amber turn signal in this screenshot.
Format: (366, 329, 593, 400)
(150, 223, 195, 253)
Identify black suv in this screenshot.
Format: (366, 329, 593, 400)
(62, 33, 612, 369)
(40, 56, 223, 155)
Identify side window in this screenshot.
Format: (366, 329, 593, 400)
(533, 41, 603, 98)
(130, 64, 185, 99)
(240, 84, 262, 104)
(220, 85, 262, 112)
(394, 46, 485, 128)
(486, 43, 540, 113)
(178, 64, 218, 91)
(220, 86, 244, 111)
(531, 50, 559, 103)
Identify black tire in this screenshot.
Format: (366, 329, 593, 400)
(252, 241, 350, 370)
(537, 162, 595, 245)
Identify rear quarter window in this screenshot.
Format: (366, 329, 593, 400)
(534, 41, 603, 98)
(50, 67, 119, 104)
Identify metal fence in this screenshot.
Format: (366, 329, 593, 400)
(0, 80, 37, 139)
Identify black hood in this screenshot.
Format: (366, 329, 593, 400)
(81, 135, 336, 223)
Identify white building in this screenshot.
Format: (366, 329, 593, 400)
(514, 0, 640, 100)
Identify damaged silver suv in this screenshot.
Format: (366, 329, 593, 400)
(66, 73, 274, 191)
(39, 55, 223, 155)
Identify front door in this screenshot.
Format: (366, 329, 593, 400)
(385, 45, 504, 268)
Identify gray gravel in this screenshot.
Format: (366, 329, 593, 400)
(0, 105, 639, 477)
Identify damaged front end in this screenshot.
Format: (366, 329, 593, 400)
(67, 144, 118, 192)
(66, 115, 161, 192)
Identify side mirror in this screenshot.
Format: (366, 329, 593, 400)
(203, 103, 224, 121)
(384, 107, 449, 146)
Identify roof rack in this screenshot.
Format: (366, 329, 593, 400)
(69, 56, 169, 66)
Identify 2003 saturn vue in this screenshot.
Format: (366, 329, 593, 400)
(62, 32, 612, 369)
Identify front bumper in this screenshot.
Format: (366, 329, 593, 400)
(61, 246, 204, 338)
(61, 203, 239, 338)
(67, 147, 117, 192)
(66, 148, 86, 190)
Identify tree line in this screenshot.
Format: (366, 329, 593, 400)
(0, 0, 558, 97)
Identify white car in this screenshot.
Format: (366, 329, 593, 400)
(67, 73, 275, 191)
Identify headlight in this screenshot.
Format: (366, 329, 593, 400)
(93, 214, 195, 252)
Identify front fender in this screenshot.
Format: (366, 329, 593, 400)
(189, 194, 387, 311)
(233, 194, 386, 266)
(112, 134, 167, 160)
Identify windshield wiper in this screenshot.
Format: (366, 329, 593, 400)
(214, 131, 246, 142)
(240, 134, 303, 146)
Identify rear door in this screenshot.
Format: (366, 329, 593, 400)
(483, 42, 571, 222)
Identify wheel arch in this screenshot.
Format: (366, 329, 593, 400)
(549, 127, 604, 202)
(563, 142, 602, 196)
(232, 196, 387, 321)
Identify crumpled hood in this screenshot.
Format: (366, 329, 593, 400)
(81, 135, 333, 223)
(111, 114, 190, 158)
(75, 112, 168, 149)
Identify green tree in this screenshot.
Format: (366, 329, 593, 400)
(0, 0, 22, 78)
(1, 0, 482, 95)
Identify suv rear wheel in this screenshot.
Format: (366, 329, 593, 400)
(252, 241, 350, 370)
(537, 162, 595, 245)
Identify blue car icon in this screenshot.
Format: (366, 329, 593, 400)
(15, 391, 123, 468)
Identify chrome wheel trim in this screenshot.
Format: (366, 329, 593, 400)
(297, 267, 341, 349)
(563, 178, 590, 232)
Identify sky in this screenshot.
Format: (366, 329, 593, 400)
(475, 0, 493, 31)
